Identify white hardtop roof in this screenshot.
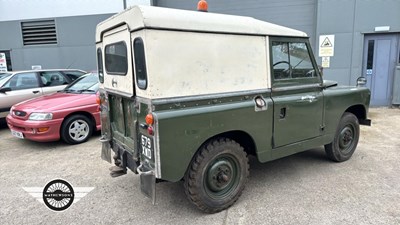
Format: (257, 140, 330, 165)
(96, 5, 307, 42)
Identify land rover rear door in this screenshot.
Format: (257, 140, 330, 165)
(101, 24, 138, 153)
(270, 37, 324, 148)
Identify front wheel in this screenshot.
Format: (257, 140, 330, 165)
(325, 112, 360, 162)
(184, 138, 249, 213)
(61, 114, 93, 145)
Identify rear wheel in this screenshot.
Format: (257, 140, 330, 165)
(184, 138, 249, 213)
(325, 112, 360, 162)
(61, 114, 93, 145)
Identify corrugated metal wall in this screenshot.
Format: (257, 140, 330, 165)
(154, 0, 317, 45)
(0, 14, 113, 71)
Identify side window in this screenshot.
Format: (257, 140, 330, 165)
(272, 40, 318, 83)
(97, 48, 104, 83)
(289, 43, 314, 78)
(105, 42, 128, 75)
(63, 71, 86, 82)
(4, 73, 39, 90)
(40, 71, 67, 87)
(272, 42, 290, 79)
(133, 37, 148, 90)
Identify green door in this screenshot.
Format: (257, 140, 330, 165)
(272, 87, 323, 147)
(270, 38, 324, 147)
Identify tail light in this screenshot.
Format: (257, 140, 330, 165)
(145, 113, 154, 125)
(145, 113, 154, 135)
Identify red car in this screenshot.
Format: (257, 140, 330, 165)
(6, 73, 101, 144)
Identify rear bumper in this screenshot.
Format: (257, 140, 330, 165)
(6, 115, 63, 142)
(101, 136, 156, 204)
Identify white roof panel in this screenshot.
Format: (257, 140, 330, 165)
(96, 5, 307, 42)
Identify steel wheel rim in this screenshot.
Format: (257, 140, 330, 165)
(338, 124, 355, 154)
(204, 154, 240, 199)
(68, 119, 90, 141)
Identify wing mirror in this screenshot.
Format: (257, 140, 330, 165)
(356, 77, 367, 87)
(0, 87, 11, 93)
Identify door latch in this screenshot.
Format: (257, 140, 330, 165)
(280, 107, 286, 119)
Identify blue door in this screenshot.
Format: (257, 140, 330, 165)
(362, 34, 398, 106)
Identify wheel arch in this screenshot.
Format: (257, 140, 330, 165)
(344, 104, 371, 126)
(344, 104, 366, 121)
(60, 111, 97, 136)
(200, 130, 257, 157)
(182, 130, 256, 181)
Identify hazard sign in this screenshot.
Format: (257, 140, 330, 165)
(0, 53, 7, 72)
(319, 35, 335, 57)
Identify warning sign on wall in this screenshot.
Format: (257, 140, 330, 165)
(321, 56, 330, 68)
(319, 35, 335, 57)
(0, 53, 7, 72)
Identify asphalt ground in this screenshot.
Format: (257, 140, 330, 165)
(0, 108, 399, 225)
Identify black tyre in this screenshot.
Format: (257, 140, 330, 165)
(184, 138, 249, 213)
(325, 112, 360, 162)
(61, 114, 93, 145)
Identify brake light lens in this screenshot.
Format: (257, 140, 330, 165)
(147, 126, 154, 135)
(145, 113, 154, 135)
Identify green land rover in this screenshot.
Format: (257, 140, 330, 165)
(96, 5, 371, 213)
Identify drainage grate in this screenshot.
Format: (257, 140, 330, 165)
(21, 20, 57, 46)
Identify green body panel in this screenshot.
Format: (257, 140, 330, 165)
(149, 85, 369, 182)
(108, 95, 139, 158)
(271, 85, 324, 147)
(322, 86, 371, 137)
(153, 92, 273, 182)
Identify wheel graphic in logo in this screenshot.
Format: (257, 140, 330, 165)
(42, 179, 75, 211)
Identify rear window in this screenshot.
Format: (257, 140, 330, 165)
(105, 41, 128, 75)
(97, 48, 104, 83)
(133, 38, 147, 89)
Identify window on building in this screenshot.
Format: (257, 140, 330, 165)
(367, 40, 374, 70)
(105, 42, 128, 75)
(21, 20, 57, 46)
(398, 47, 400, 64)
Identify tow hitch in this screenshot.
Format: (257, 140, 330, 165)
(109, 166, 127, 177)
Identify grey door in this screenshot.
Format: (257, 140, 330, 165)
(362, 34, 398, 106)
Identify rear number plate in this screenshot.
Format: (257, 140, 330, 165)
(11, 130, 24, 139)
(141, 135, 153, 159)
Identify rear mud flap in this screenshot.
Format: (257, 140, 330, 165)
(100, 135, 112, 163)
(137, 164, 156, 204)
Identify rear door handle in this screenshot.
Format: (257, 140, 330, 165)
(32, 90, 40, 94)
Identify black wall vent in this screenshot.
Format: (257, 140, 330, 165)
(21, 20, 57, 46)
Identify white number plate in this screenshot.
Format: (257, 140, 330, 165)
(141, 135, 152, 159)
(11, 129, 24, 139)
